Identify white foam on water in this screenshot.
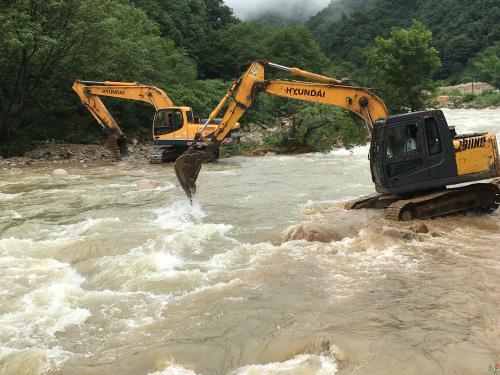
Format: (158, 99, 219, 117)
(329, 144, 369, 157)
(302, 199, 346, 210)
(148, 355, 337, 375)
(49, 217, 122, 239)
(161, 222, 235, 255)
(0, 257, 89, 341)
(153, 201, 236, 255)
(205, 169, 241, 176)
(154, 201, 207, 230)
(0, 192, 19, 201)
(148, 363, 199, 375)
(84, 240, 187, 292)
(0, 237, 83, 258)
(442, 108, 500, 136)
(0, 210, 22, 220)
(234, 354, 337, 375)
(0, 256, 88, 372)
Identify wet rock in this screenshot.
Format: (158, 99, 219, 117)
(286, 223, 337, 243)
(52, 168, 69, 178)
(59, 149, 73, 159)
(132, 138, 138, 145)
(383, 226, 421, 241)
(285, 210, 378, 243)
(136, 178, 165, 189)
(410, 223, 429, 234)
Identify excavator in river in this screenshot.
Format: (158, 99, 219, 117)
(174, 60, 500, 220)
(72, 81, 240, 163)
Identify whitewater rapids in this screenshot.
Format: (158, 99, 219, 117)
(0, 109, 499, 374)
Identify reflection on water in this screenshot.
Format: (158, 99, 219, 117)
(0, 109, 499, 374)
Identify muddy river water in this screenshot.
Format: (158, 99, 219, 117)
(1, 109, 499, 374)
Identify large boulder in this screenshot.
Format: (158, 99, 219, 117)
(285, 209, 377, 243)
(136, 178, 165, 189)
(285, 223, 341, 243)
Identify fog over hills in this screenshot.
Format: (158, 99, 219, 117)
(224, 0, 331, 23)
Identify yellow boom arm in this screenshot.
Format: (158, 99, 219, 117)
(198, 60, 388, 145)
(175, 60, 389, 199)
(72, 80, 174, 137)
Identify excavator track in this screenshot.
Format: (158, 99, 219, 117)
(345, 180, 500, 220)
(344, 193, 399, 210)
(384, 182, 499, 220)
(149, 146, 180, 164)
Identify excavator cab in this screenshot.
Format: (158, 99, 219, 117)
(370, 109, 499, 196)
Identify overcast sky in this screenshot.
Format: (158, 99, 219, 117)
(224, 0, 331, 20)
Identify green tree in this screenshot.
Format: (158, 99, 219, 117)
(365, 20, 441, 112)
(0, 0, 195, 156)
(264, 104, 366, 152)
(471, 43, 500, 88)
(129, 0, 238, 79)
(265, 26, 331, 73)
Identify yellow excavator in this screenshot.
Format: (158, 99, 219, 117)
(174, 60, 500, 220)
(72, 81, 240, 163)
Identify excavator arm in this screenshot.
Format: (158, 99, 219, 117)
(174, 60, 389, 199)
(72, 80, 175, 158)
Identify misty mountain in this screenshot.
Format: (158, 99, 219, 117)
(224, 0, 330, 26)
(307, 0, 377, 35)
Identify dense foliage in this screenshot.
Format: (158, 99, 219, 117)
(470, 43, 500, 88)
(263, 104, 367, 153)
(0, 0, 497, 157)
(0, 0, 196, 155)
(308, 0, 499, 83)
(365, 21, 441, 112)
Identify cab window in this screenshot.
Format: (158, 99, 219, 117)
(386, 123, 423, 178)
(424, 117, 442, 155)
(186, 110, 195, 124)
(154, 109, 184, 135)
(387, 124, 418, 159)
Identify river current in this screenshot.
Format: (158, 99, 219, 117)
(1, 109, 499, 374)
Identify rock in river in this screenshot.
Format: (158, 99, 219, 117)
(52, 168, 69, 178)
(136, 178, 165, 189)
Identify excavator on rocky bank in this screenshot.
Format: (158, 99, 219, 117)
(174, 60, 500, 220)
(72, 81, 240, 163)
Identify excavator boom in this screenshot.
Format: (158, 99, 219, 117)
(174, 60, 388, 198)
(72, 81, 175, 159)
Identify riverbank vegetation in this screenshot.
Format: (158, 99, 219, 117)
(0, 0, 498, 157)
(437, 90, 500, 109)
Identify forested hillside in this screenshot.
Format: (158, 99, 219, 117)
(0, 0, 498, 157)
(0, 0, 334, 156)
(308, 0, 499, 82)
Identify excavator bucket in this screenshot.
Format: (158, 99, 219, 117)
(174, 145, 219, 200)
(106, 135, 128, 160)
